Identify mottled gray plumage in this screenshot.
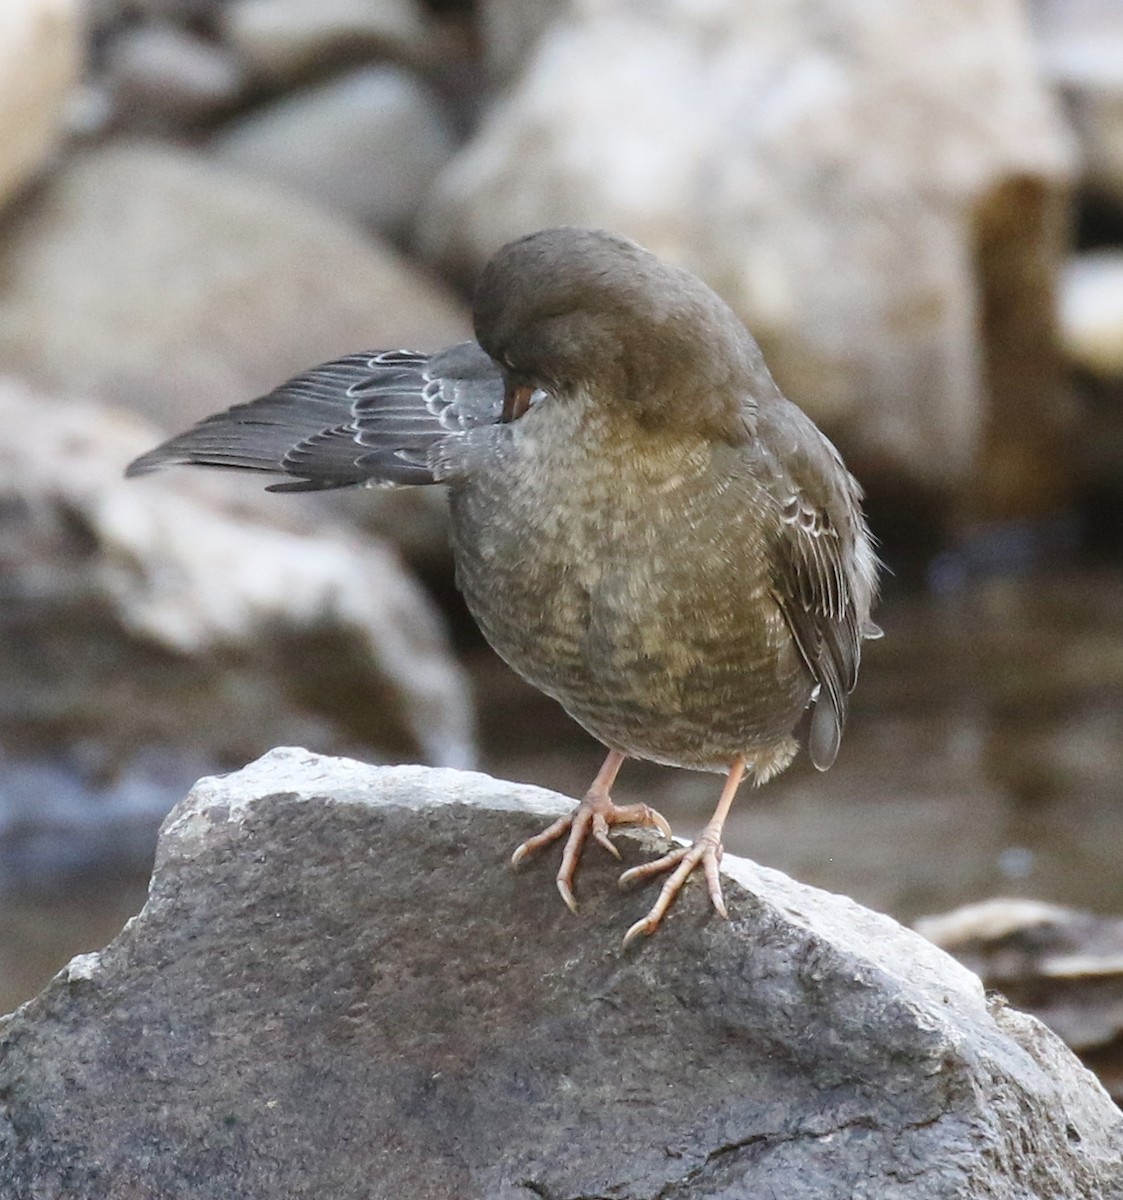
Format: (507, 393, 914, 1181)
(128, 226, 880, 938)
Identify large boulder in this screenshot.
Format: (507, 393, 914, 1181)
(1059, 249, 1123, 544)
(0, 0, 81, 209)
(918, 897, 1123, 1106)
(0, 381, 474, 888)
(211, 65, 456, 240)
(217, 0, 427, 87)
(1, 747, 1119, 1198)
(0, 141, 470, 434)
(422, 0, 1074, 522)
(1030, 0, 1123, 209)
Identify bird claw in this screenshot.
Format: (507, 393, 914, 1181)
(510, 814, 571, 868)
(511, 793, 673, 913)
(556, 876, 578, 915)
(619, 836, 728, 946)
(592, 815, 622, 860)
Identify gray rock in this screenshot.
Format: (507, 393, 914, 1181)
(102, 24, 246, 131)
(1062, 250, 1123, 379)
(219, 0, 426, 85)
(420, 0, 1074, 519)
(0, 0, 82, 208)
(1, 746, 1120, 1199)
(0, 141, 470, 434)
(1060, 251, 1123, 517)
(478, 0, 565, 81)
(211, 65, 456, 239)
(918, 897, 1123, 1106)
(0, 381, 475, 877)
(1030, 0, 1123, 207)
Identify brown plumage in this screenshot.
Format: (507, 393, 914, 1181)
(127, 227, 880, 943)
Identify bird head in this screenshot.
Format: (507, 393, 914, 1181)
(472, 227, 766, 443)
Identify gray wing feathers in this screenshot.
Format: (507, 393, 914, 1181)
(762, 417, 877, 772)
(125, 344, 503, 490)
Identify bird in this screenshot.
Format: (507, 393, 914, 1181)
(127, 226, 880, 946)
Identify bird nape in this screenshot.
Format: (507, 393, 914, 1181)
(126, 225, 880, 946)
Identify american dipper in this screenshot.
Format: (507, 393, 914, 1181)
(127, 227, 880, 945)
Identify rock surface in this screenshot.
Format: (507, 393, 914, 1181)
(1062, 250, 1123, 379)
(421, 0, 1073, 519)
(918, 896, 1123, 1106)
(1031, 0, 1123, 207)
(102, 23, 246, 132)
(0, 381, 474, 882)
(212, 65, 455, 239)
(0, 141, 470, 433)
(1, 747, 1120, 1199)
(0, 0, 81, 208)
(219, 0, 426, 86)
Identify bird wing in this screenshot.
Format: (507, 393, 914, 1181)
(125, 342, 504, 491)
(757, 404, 878, 771)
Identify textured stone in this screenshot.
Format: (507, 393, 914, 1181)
(421, 0, 1073, 519)
(478, 0, 562, 81)
(0, 141, 470, 433)
(0, 0, 81, 208)
(1, 747, 1119, 1198)
(1030, 0, 1123, 206)
(212, 65, 455, 238)
(1062, 250, 1123, 378)
(102, 24, 246, 131)
(919, 897, 1123, 1105)
(219, 0, 426, 84)
(0, 381, 475, 864)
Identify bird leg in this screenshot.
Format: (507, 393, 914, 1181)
(619, 756, 747, 947)
(510, 749, 673, 914)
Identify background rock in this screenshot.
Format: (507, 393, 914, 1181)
(0, 141, 470, 434)
(1062, 250, 1123, 378)
(421, 0, 1074, 523)
(0, 0, 81, 209)
(0, 381, 475, 891)
(218, 0, 427, 86)
(1030, 0, 1123, 210)
(1059, 250, 1123, 548)
(918, 897, 1123, 1106)
(211, 66, 456, 240)
(101, 24, 246, 132)
(478, 0, 562, 82)
(0, 748, 1119, 1199)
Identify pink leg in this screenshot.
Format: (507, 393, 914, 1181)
(619, 757, 747, 946)
(511, 750, 673, 913)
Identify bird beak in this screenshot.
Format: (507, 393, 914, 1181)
(501, 380, 535, 423)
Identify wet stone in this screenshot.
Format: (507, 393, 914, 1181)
(0, 748, 1119, 1199)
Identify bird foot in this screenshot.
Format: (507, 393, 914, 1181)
(618, 831, 727, 947)
(511, 789, 672, 914)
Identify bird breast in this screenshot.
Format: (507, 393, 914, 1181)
(447, 396, 814, 770)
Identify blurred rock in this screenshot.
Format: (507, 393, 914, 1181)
(1062, 250, 1123, 379)
(2, 747, 1120, 1197)
(421, 0, 1074, 523)
(0, 0, 82, 209)
(1060, 251, 1123, 547)
(918, 897, 1123, 1105)
(0, 380, 476, 881)
(1030, 0, 1123, 208)
(211, 65, 455, 240)
(0, 140, 470, 430)
(102, 24, 246, 132)
(478, 0, 562, 81)
(219, 0, 426, 85)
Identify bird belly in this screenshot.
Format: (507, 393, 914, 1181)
(449, 424, 814, 773)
